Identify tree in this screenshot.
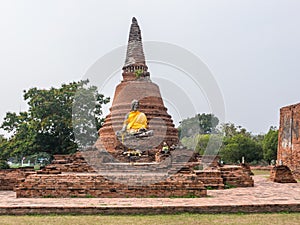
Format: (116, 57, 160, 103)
(1, 80, 109, 158)
(0, 135, 10, 168)
(178, 113, 219, 138)
(220, 122, 251, 138)
(195, 134, 223, 155)
(195, 134, 210, 155)
(72, 83, 110, 148)
(262, 126, 278, 164)
(220, 134, 263, 164)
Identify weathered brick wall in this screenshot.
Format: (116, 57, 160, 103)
(195, 170, 224, 189)
(220, 166, 254, 187)
(278, 103, 300, 178)
(48, 152, 95, 173)
(16, 173, 207, 198)
(97, 80, 179, 154)
(15, 158, 254, 198)
(0, 168, 35, 190)
(270, 165, 297, 183)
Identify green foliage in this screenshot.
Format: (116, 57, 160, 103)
(262, 126, 278, 164)
(195, 134, 223, 155)
(249, 159, 268, 166)
(220, 134, 263, 164)
(220, 122, 251, 138)
(224, 183, 237, 189)
(0, 135, 12, 163)
(193, 164, 203, 170)
(24, 152, 52, 166)
(179, 118, 266, 164)
(134, 69, 143, 78)
(181, 136, 198, 149)
(195, 134, 210, 154)
(0, 159, 9, 169)
(0, 80, 109, 159)
(181, 133, 223, 155)
(9, 164, 20, 168)
(178, 113, 219, 138)
(34, 164, 41, 170)
(72, 83, 110, 148)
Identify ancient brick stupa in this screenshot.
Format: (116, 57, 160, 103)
(96, 17, 178, 160)
(14, 18, 254, 198)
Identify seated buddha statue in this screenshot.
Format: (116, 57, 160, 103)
(121, 99, 147, 134)
(116, 99, 153, 139)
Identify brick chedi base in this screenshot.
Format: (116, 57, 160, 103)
(270, 165, 297, 183)
(16, 172, 207, 198)
(14, 152, 255, 197)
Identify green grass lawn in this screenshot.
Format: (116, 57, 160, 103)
(251, 169, 270, 176)
(0, 213, 300, 225)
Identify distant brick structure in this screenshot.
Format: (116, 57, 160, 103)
(278, 103, 300, 178)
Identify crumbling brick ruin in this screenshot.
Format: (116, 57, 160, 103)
(4, 17, 254, 198)
(278, 103, 300, 179)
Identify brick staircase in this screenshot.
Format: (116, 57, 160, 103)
(220, 166, 254, 187)
(195, 170, 224, 189)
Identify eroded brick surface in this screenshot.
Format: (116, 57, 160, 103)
(278, 103, 300, 179)
(270, 165, 297, 183)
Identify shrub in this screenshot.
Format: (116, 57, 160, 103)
(0, 160, 10, 169)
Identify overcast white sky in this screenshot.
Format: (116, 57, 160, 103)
(0, 0, 300, 135)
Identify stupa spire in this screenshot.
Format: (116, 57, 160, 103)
(123, 17, 147, 68)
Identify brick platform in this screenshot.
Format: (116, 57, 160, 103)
(1, 175, 300, 215)
(16, 172, 206, 198)
(10, 150, 253, 198)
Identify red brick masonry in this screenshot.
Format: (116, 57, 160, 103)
(16, 172, 207, 198)
(0, 176, 299, 215)
(278, 103, 300, 178)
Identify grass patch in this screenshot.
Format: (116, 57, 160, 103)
(34, 164, 41, 170)
(42, 195, 56, 198)
(85, 194, 95, 198)
(169, 193, 197, 198)
(9, 164, 20, 169)
(224, 183, 237, 189)
(0, 213, 300, 225)
(252, 169, 270, 176)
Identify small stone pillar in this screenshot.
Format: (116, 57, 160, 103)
(270, 165, 297, 183)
